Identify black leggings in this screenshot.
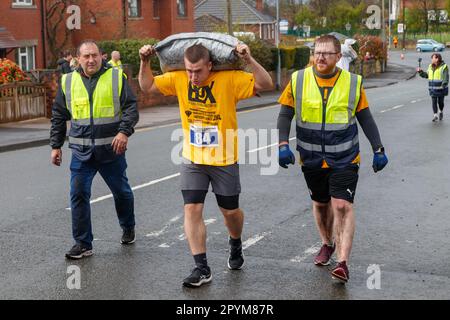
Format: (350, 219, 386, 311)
(432, 96, 445, 114)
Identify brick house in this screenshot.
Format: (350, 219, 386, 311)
(0, 0, 194, 70)
(0, 0, 46, 70)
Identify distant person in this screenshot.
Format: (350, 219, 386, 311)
(57, 50, 73, 74)
(417, 53, 449, 122)
(100, 48, 108, 62)
(393, 36, 398, 49)
(109, 51, 123, 69)
(336, 39, 358, 71)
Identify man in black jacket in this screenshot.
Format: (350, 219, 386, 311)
(50, 40, 139, 259)
(57, 50, 73, 74)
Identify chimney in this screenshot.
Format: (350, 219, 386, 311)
(256, 0, 263, 11)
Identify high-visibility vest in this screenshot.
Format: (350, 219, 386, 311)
(291, 66, 362, 168)
(108, 59, 123, 69)
(427, 63, 448, 96)
(61, 68, 123, 148)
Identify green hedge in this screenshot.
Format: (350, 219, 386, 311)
(271, 46, 310, 70)
(98, 38, 160, 77)
(98, 37, 311, 76)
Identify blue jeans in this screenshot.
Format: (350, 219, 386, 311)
(70, 154, 135, 248)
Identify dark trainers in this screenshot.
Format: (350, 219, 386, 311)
(182, 267, 212, 288)
(439, 111, 444, 120)
(228, 241, 245, 270)
(65, 244, 93, 260)
(121, 228, 135, 244)
(314, 243, 335, 266)
(331, 261, 349, 283)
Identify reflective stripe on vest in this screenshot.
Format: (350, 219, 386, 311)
(61, 68, 123, 126)
(292, 67, 361, 131)
(68, 136, 115, 146)
(297, 135, 359, 153)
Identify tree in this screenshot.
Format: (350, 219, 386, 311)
(46, 0, 75, 67)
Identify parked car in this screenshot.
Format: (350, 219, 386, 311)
(416, 39, 445, 52)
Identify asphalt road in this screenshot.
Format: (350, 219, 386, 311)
(1, 50, 449, 300)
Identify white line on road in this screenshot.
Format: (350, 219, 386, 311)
(65, 173, 180, 210)
(290, 242, 322, 263)
(242, 231, 272, 250)
(247, 137, 296, 153)
(380, 104, 404, 113)
(146, 215, 181, 238)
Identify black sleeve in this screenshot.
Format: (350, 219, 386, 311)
(356, 108, 383, 152)
(418, 70, 428, 79)
(49, 83, 71, 149)
(277, 105, 295, 143)
(119, 75, 139, 137)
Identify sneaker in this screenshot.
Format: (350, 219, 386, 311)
(439, 111, 444, 120)
(432, 114, 439, 122)
(182, 267, 212, 288)
(314, 243, 335, 266)
(331, 261, 349, 283)
(228, 240, 245, 270)
(121, 228, 135, 244)
(65, 244, 93, 260)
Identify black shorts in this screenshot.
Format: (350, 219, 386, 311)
(302, 165, 359, 203)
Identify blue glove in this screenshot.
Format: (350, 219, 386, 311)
(372, 148, 388, 173)
(279, 144, 295, 168)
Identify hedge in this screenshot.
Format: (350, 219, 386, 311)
(98, 38, 160, 77)
(98, 37, 311, 76)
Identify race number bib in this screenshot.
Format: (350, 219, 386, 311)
(189, 124, 219, 147)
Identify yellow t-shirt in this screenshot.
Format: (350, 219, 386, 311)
(154, 70, 255, 166)
(278, 68, 368, 167)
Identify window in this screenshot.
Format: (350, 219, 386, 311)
(12, 0, 33, 6)
(128, 0, 141, 18)
(177, 0, 187, 17)
(153, 0, 159, 18)
(16, 46, 35, 71)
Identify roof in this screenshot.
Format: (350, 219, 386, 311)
(195, 14, 226, 32)
(0, 27, 19, 49)
(195, 0, 275, 24)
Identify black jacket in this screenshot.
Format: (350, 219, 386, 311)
(57, 58, 72, 74)
(50, 65, 139, 162)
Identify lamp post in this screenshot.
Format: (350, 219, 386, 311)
(345, 22, 351, 36)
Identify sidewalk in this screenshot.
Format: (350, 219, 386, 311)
(0, 62, 416, 153)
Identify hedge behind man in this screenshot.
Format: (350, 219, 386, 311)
(138, 42, 273, 288)
(50, 40, 139, 259)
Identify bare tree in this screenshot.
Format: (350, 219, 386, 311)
(46, 0, 74, 67)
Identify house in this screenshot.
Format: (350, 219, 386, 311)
(0, 0, 195, 70)
(195, 0, 276, 43)
(0, 0, 45, 70)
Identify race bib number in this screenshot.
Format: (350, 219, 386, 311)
(189, 125, 219, 147)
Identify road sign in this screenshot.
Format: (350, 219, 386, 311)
(397, 23, 404, 33)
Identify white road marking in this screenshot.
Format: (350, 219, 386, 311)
(146, 215, 181, 238)
(247, 137, 296, 153)
(290, 242, 322, 263)
(65, 173, 180, 210)
(380, 104, 404, 113)
(242, 231, 272, 250)
(158, 243, 170, 248)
